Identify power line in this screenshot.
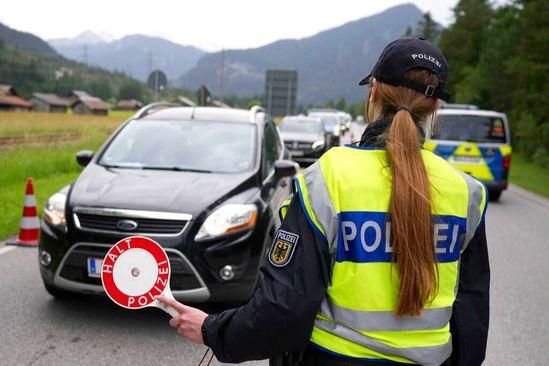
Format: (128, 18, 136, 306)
(147, 51, 152, 75)
(219, 48, 225, 102)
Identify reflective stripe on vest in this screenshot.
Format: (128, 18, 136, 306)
(294, 146, 487, 365)
(279, 198, 292, 221)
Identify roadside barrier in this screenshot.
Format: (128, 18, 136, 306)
(8, 178, 40, 247)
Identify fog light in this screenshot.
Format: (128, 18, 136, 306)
(219, 265, 234, 281)
(40, 250, 52, 266)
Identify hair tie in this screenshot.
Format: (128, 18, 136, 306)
(397, 105, 412, 112)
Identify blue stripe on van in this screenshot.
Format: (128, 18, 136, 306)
(433, 144, 458, 160)
(479, 146, 503, 181)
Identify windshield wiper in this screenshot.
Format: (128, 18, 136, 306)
(101, 163, 143, 169)
(141, 166, 213, 173)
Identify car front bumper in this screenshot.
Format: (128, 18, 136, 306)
(287, 148, 325, 164)
(50, 242, 211, 301)
(39, 216, 265, 303)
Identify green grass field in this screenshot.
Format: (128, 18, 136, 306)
(509, 154, 549, 198)
(0, 111, 128, 240)
(1, 111, 547, 240)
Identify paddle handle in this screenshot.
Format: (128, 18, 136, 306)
(157, 300, 180, 317)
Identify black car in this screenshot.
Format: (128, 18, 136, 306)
(279, 115, 328, 165)
(38, 104, 297, 303)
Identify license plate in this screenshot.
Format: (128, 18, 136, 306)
(453, 155, 481, 164)
(87, 257, 103, 278)
(290, 150, 304, 157)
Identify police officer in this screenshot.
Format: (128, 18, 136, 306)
(158, 38, 490, 366)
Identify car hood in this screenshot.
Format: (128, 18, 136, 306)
(69, 164, 257, 218)
(281, 132, 323, 143)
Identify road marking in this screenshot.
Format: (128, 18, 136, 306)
(509, 184, 549, 209)
(0, 246, 17, 256)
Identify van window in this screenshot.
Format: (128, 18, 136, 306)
(432, 115, 508, 143)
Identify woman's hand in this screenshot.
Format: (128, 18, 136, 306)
(156, 294, 208, 344)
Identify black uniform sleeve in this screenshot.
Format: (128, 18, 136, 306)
(449, 222, 490, 366)
(201, 196, 331, 363)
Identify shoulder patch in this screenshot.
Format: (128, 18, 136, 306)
(268, 230, 299, 267)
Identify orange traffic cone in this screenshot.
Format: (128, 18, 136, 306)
(8, 178, 40, 247)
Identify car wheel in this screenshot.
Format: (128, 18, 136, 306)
(489, 189, 502, 201)
(43, 283, 77, 300)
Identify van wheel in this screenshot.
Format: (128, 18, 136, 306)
(489, 189, 502, 201)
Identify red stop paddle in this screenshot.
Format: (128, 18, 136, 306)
(101, 236, 179, 317)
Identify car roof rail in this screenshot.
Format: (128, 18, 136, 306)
(135, 102, 181, 119)
(249, 105, 266, 124)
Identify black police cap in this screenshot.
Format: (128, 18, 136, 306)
(359, 37, 451, 102)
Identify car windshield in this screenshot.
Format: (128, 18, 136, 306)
(311, 115, 338, 128)
(432, 115, 508, 143)
(100, 119, 257, 173)
(280, 119, 322, 134)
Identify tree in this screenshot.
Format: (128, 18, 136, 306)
(512, 0, 549, 163)
(438, 0, 493, 98)
(247, 99, 263, 109)
(415, 12, 440, 42)
(404, 26, 414, 37)
(54, 74, 85, 97)
(89, 77, 114, 100)
(347, 102, 365, 119)
(336, 97, 346, 111)
(118, 80, 147, 101)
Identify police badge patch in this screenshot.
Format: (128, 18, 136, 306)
(268, 230, 299, 267)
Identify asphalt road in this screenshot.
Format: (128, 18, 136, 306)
(1, 125, 548, 365)
(0, 243, 266, 366)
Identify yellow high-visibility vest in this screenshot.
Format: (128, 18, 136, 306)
(293, 145, 487, 366)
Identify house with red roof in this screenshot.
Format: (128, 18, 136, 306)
(0, 84, 32, 111)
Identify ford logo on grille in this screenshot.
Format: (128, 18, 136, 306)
(117, 219, 138, 231)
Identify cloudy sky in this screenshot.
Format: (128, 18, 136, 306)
(1, 0, 462, 51)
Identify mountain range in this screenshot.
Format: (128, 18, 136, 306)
(0, 22, 149, 99)
(49, 33, 205, 83)
(2, 3, 426, 104)
(0, 22, 57, 56)
(49, 30, 115, 47)
(177, 3, 424, 104)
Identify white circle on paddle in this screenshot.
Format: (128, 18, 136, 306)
(112, 248, 159, 296)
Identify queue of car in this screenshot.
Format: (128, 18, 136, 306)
(38, 101, 511, 306)
(307, 108, 351, 146)
(39, 104, 298, 303)
(278, 115, 329, 165)
(278, 109, 351, 165)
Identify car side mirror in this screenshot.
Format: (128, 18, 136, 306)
(76, 150, 94, 167)
(274, 159, 298, 179)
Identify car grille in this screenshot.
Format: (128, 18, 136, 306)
(58, 245, 202, 291)
(284, 141, 313, 150)
(75, 213, 188, 235)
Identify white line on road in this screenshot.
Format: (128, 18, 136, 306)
(508, 184, 549, 209)
(0, 246, 17, 256)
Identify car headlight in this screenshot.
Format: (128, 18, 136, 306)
(195, 204, 257, 241)
(333, 127, 340, 137)
(312, 140, 325, 150)
(44, 192, 67, 228)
